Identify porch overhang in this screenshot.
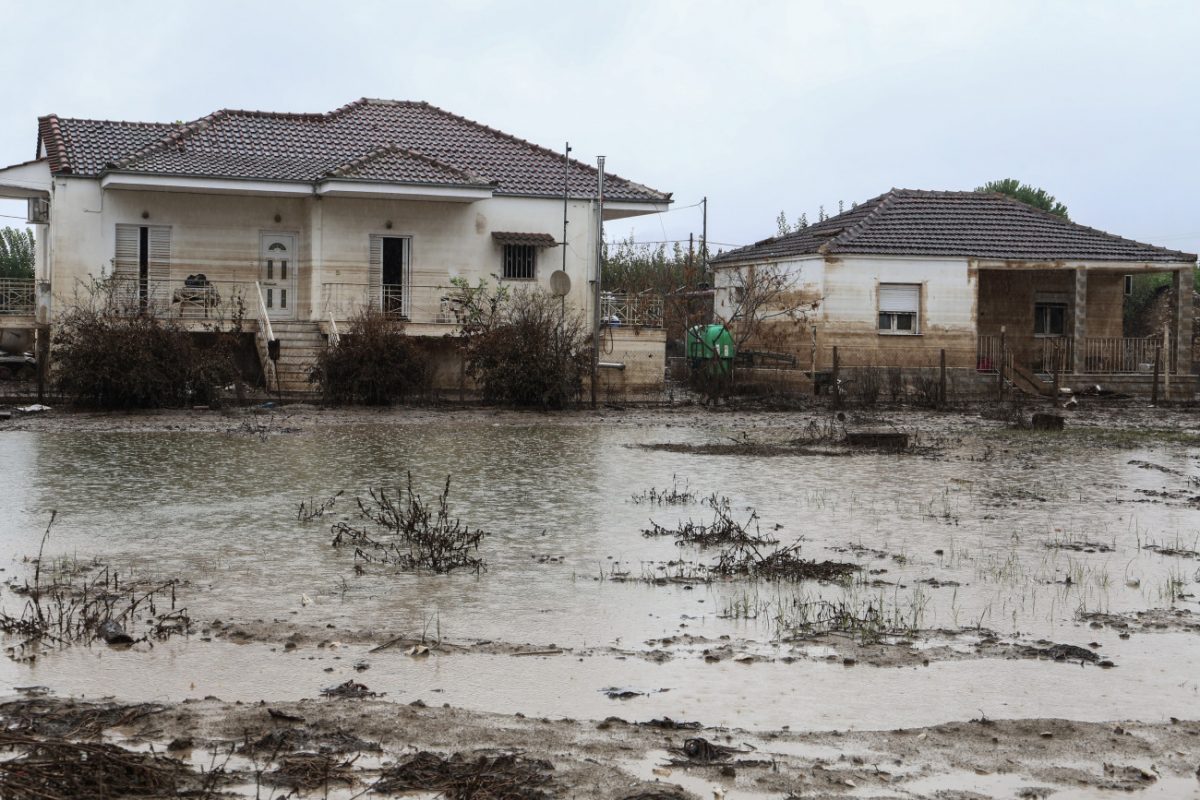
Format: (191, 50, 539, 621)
(602, 201, 671, 220)
(973, 258, 1196, 273)
(0, 158, 51, 199)
(315, 180, 493, 202)
(100, 172, 313, 197)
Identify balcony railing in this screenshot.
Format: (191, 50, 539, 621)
(600, 291, 664, 329)
(322, 283, 468, 325)
(106, 277, 259, 322)
(0, 277, 35, 315)
(978, 334, 1172, 375)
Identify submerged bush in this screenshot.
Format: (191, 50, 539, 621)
(52, 279, 245, 409)
(456, 283, 589, 409)
(312, 310, 431, 405)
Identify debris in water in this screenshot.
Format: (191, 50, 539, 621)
(320, 680, 380, 699)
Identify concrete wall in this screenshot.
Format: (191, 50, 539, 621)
(715, 255, 978, 370)
(595, 328, 667, 399)
(44, 177, 599, 327)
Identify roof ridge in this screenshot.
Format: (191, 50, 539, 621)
(820, 189, 898, 254)
(107, 111, 225, 171)
(408, 101, 670, 201)
(323, 144, 491, 185)
(48, 115, 175, 128)
(37, 115, 69, 172)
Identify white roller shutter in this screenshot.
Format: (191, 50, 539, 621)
(147, 225, 171, 303)
(879, 283, 919, 313)
(114, 224, 140, 280)
(368, 235, 383, 310)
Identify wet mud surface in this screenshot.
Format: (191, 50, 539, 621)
(2, 696, 1198, 798)
(3, 402, 1200, 796)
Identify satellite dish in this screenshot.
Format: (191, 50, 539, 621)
(549, 270, 572, 297)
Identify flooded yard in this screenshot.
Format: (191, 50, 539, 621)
(1, 404, 1198, 797)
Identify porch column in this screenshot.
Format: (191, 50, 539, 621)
(1072, 266, 1087, 374)
(1172, 267, 1192, 376)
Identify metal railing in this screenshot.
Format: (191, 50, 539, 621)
(105, 277, 258, 322)
(1079, 336, 1174, 374)
(321, 283, 468, 325)
(600, 291, 664, 329)
(1035, 337, 1073, 375)
(978, 334, 1173, 375)
(0, 277, 35, 315)
(975, 334, 1013, 373)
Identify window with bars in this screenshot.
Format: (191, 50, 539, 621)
(502, 244, 536, 280)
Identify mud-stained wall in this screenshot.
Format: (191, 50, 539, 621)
(45, 179, 599, 326)
(977, 268, 1129, 368)
(720, 255, 978, 369)
(595, 328, 667, 396)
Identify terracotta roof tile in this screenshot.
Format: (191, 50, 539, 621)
(711, 189, 1196, 265)
(491, 232, 558, 247)
(37, 99, 670, 203)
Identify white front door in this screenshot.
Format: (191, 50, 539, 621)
(260, 233, 297, 320)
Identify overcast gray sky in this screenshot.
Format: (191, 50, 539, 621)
(3, 0, 1198, 256)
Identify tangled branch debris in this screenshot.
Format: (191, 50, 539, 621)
(0, 699, 165, 739)
(263, 752, 358, 790)
(374, 750, 554, 799)
(641, 497, 857, 582)
(0, 514, 191, 662)
(330, 473, 487, 573)
(0, 733, 194, 800)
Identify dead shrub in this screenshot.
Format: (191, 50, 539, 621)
(455, 282, 589, 409)
(887, 366, 904, 403)
(312, 309, 431, 405)
(849, 366, 884, 407)
(329, 473, 486, 574)
(52, 278, 246, 409)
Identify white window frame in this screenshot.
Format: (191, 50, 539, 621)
(878, 283, 920, 335)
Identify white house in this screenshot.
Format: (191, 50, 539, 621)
(710, 189, 1197, 395)
(0, 99, 671, 393)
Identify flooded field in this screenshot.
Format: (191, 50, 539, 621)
(1, 404, 1198, 797)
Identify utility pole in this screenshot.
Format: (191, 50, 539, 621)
(701, 196, 708, 275)
(591, 156, 605, 409)
(562, 142, 570, 274)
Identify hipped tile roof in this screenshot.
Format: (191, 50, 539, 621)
(712, 189, 1196, 266)
(34, 99, 669, 203)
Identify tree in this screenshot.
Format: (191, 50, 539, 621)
(976, 179, 1069, 219)
(0, 226, 34, 279)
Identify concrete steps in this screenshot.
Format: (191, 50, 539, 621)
(258, 321, 326, 395)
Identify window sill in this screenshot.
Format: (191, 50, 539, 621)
(501, 276, 537, 282)
(878, 331, 922, 336)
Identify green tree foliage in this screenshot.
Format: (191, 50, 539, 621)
(602, 235, 711, 294)
(0, 226, 34, 279)
(976, 179, 1069, 219)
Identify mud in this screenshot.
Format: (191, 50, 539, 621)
(4, 402, 1200, 796)
(2, 696, 1197, 799)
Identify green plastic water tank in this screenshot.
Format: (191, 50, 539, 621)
(686, 324, 735, 373)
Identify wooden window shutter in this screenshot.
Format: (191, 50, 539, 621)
(368, 235, 382, 309)
(114, 224, 140, 279)
(147, 226, 171, 302)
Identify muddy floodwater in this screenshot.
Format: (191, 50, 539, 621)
(2, 405, 1199, 798)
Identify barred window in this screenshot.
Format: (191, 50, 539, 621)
(502, 244, 536, 280)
